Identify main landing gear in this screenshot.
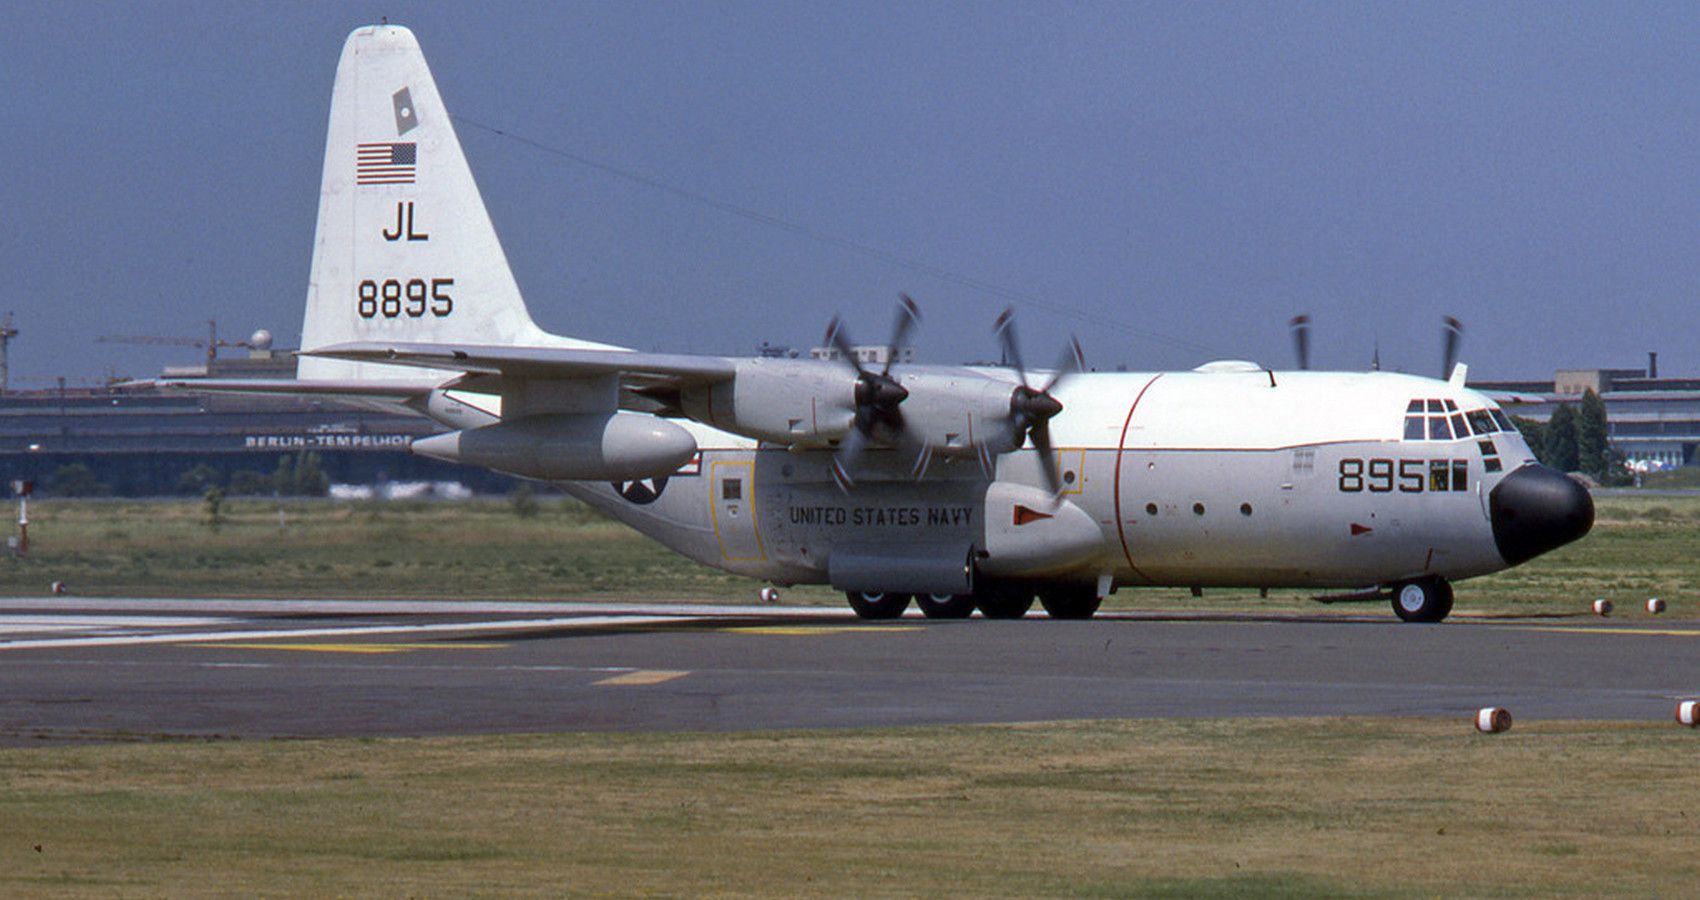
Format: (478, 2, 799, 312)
(1391, 577, 1454, 623)
(844, 580, 1103, 621)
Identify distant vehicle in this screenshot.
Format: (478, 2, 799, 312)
(156, 25, 1592, 622)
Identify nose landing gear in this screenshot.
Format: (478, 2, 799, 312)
(1391, 577, 1453, 623)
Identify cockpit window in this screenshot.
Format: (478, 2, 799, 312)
(1406, 398, 1510, 442)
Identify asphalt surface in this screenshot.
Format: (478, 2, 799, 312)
(2, 598, 1698, 743)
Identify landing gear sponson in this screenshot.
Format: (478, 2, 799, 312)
(845, 580, 1103, 620)
(852, 578, 1460, 623)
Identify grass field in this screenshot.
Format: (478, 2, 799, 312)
(0, 492, 1693, 615)
(3, 718, 1698, 896)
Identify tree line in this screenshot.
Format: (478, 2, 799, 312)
(1511, 389, 1630, 485)
(47, 452, 332, 498)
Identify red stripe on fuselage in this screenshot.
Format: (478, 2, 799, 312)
(1112, 375, 1163, 581)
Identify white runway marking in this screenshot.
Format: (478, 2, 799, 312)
(0, 615, 699, 652)
(0, 597, 859, 653)
(0, 615, 238, 633)
(0, 597, 844, 618)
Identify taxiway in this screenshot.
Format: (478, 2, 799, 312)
(2, 598, 1696, 743)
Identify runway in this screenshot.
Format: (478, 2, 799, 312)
(3, 598, 1698, 743)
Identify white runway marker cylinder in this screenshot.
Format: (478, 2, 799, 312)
(1678, 701, 1700, 727)
(759, 587, 780, 604)
(1475, 707, 1512, 733)
(1593, 598, 1613, 616)
(1647, 598, 1666, 614)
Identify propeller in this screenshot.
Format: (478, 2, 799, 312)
(1289, 314, 1311, 370)
(992, 308, 1084, 495)
(826, 295, 921, 491)
(1441, 315, 1463, 380)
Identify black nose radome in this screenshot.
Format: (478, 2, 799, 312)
(1489, 464, 1594, 566)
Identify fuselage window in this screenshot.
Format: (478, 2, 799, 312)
(722, 479, 742, 501)
(1452, 460, 1468, 491)
(1466, 410, 1495, 435)
(1406, 399, 1424, 413)
(1489, 409, 1515, 432)
(1444, 399, 1458, 412)
(1449, 413, 1468, 437)
(1426, 399, 1445, 413)
(1404, 416, 1425, 440)
(1428, 416, 1453, 440)
(1429, 459, 1451, 491)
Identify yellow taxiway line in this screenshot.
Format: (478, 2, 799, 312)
(593, 670, 691, 686)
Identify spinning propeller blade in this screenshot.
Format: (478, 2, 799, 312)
(1289, 314, 1311, 370)
(1441, 316, 1463, 380)
(825, 296, 921, 491)
(992, 308, 1081, 495)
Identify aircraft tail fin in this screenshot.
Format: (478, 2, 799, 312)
(298, 25, 616, 383)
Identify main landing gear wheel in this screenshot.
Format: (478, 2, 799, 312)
(976, 583, 1035, 619)
(1391, 578, 1454, 623)
(846, 591, 911, 620)
(916, 593, 976, 619)
(1038, 584, 1101, 620)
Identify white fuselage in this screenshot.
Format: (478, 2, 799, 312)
(552, 366, 1537, 592)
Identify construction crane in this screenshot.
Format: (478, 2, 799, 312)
(96, 319, 254, 365)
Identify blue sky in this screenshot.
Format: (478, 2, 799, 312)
(4, 1, 1698, 387)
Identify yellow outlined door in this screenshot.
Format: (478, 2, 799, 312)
(710, 461, 766, 562)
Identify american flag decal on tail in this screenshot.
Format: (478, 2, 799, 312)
(356, 142, 417, 184)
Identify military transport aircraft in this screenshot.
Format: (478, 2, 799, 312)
(156, 25, 1593, 623)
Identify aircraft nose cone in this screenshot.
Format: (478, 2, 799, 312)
(1489, 464, 1594, 566)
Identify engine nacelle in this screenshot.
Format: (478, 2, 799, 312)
(680, 358, 855, 446)
(892, 371, 1024, 457)
(678, 359, 1024, 458)
(410, 412, 696, 482)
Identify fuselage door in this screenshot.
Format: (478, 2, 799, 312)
(710, 460, 766, 562)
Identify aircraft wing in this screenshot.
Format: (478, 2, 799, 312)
(131, 376, 441, 417)
(141, 378, 437, 400)
(302, 342, 739, 388)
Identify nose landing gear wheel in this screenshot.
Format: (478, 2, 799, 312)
(916, 593, 975, 619)
(1391, 578, 1453, 623)
(846, 591, 912, 620)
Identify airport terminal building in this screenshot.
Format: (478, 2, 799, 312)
(1471, 355, 1700, 470)
(0, 345, 515, 496)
